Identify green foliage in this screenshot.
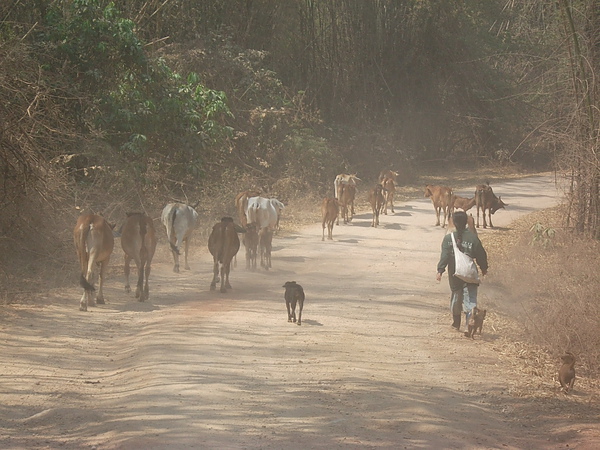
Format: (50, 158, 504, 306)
(44, 0, 146, 89)
(530, 222, 556, 248)
(38, 0, 233, 176)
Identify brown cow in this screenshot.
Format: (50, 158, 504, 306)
(451, 195, 476, 212)
(208, 217, 240, 292)
(121, 212, 157, 302)
(381, 176, 396, 214)
(243, 222, 259, 270)
(337, 183, 356, 225)
(235, 190, 261, 227)
(321, 197, 339, 241)
(369, 184, 386, 227)
(475, 184, 507, 228)
(259, 227, 273, 270)
(424, 185, 453, 227)
(334, 173, 360, 200)
(74, 213, 114, 311)
(378, 169, 399, 184)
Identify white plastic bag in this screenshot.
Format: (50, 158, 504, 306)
(451, 233, 480, 284)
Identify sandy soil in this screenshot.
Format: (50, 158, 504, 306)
(1, 175, 599, 449)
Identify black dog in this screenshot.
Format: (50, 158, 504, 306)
(283, 281, 305, 325)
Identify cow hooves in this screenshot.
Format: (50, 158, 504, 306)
(210, 284, 216, 291)
(288, 319, 292, 322)
(297, 322, 301, 326)
(125, 286, 131, 293)
(173, 266, 180, 273)
(220, 288, 227, 293)
(96, 298, 105, 305)
(79, 305, 87, 312)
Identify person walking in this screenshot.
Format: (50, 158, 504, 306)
(436, 211, 488, 331)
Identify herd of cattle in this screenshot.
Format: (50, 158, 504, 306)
(73, 193, 286, 311)
(321, 170, 507, 240)
(72, 172, 507, 312)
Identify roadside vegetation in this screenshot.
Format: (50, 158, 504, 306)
(0, 1, 598, 379)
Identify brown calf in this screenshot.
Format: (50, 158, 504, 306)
(369, 184, 386, 227)
(121, 212, 157, 302)
(321, 197, 339, 241)
(475, 184, 507, 228)
(451, 195, 476, 212)
(424, 185, 453, 227)
(74, 213, 114, 311)
(208, 217, 240, 293)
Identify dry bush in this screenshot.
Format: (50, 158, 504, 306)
(0, 41, 81, 301)
(492, 205, 600, 379)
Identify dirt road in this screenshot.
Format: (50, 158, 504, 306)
(1, 175, 597, 449)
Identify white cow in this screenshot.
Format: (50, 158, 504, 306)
(334, 173, 360, 199)
(246, 196, 281, 231)
(161, 203, 199, 273)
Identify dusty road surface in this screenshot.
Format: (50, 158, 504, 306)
(1, 175, 598, 449)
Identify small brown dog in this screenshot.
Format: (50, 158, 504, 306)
(464, 307, 486, 339)
(283, 281, 305, 326)
(559, 352, 576, 393)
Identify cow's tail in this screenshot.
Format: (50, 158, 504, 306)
(167, 208, 180, 255)
(78, 224, 96, 292)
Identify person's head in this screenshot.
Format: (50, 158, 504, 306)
(452, 211, 468, 231)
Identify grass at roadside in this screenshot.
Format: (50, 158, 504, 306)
(481, 204, 600, 397)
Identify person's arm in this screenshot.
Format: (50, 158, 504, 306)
(437, 236, 451, 278)
(474, 239, 488, 275)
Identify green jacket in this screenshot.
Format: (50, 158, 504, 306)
(437, 230, 488, 289)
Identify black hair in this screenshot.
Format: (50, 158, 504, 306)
(453, 210, 468, 245)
